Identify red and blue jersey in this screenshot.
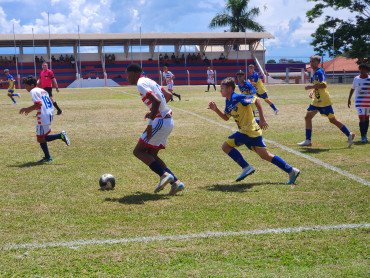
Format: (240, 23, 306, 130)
(351, 74, 370, 108)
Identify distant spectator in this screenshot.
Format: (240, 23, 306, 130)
(164, 53, 169, 60)
(171, 53, 176, 61)
(12, 56, 16, 63)
(187, 53, 192, 62)
(197, 53, 201, 60)
(35, 56, 40, 64)
(70, 55, 75, 68)
(219, 53, 225, 60)
(112, 54, 116, 62)
(40, 56, 45, 63)
(159, 53, 163, 60)
(51, 55, 56, 63)
(65, 54, 70, 62)
(0, 56, 3, 63)
(59, 54, 64, 62)
(4, 56, 8, 64)
(204, 56, 209, 65)
(192, 53, 197, 61)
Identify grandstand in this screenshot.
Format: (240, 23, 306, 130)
(0, 32, 274, 88)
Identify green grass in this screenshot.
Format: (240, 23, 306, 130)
(0, 84, 368, 277)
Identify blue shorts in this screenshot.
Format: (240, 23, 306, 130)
(8, 89, 14, 94)
(307, 104, 335, 118)
(226, 132, 266, 152)
(257, 92, 269, 99)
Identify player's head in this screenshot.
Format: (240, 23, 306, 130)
(4, 69, 9, 76)
(310, 55, 321, 69)
(359, 63, 370, 75)
(236, 70, 245, 83)
(42, 62, 48, 70)
(126, 63, 142, 85)
(220, 77, 235, 97)
(248, 64, 255, 72)
(22, 75, 37, 91)
(163, 66, 168, 72)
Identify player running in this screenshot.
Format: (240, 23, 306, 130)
(1, 69, 20, 104)
(236, 70, 259, 123)
(205, 66, 216, 92)
(19, 75, 70, 163)
(247, 64, 279, 115)
(208, 77, 300, 184)
(297, 55, 355, 147)
(348, 63, 370, 143)
(162, 66, 181, 101)
(126, 64, 184, 196)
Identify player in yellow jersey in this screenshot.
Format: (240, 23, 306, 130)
(248, 64, 279, 115)
(208, 77, 300, 184)
(297, 55, 355, 147)
(1, 69, 20, 104)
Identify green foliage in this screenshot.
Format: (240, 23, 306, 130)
(306, 0, 370, 64)
(266, 59, 277, 64)
(209, 0, 265, 32)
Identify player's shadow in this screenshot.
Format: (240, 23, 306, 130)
(8, 161, 58, 168)
(354, 141, 368, 146)
(105, 191, 166, 205)
(298, 148, 331, 154)
(205, 182, 279, 193)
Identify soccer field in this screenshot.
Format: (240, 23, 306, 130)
(0, 84, 369, 277)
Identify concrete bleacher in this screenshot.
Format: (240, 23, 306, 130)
(1, 59, 264, 88)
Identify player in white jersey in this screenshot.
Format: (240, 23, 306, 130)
(348, 64, 370, 143)
(162, 66, 181, 101)
(19, 76, 70, 163)
(205, 66, 216, 92)
(126, 64, 184, 196)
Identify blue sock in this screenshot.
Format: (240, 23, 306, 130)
(149, 161, 166, 177)
(165, 168, 178, 182)
(359, 122, 366, 137)
(255, 119, 260, 124)
(306, 129, 312, 141)
(12, 93, 19, 97)
(11, 97, 16, 104)
(228, 148, 249, 168)
(40, 142, 50, 158)
(45, 134, 62, 142)
(270, 104, 277, 111)
(340, 125, 350, 137)
(271, 156, 292, 173)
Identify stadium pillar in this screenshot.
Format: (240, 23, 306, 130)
(286, 68, 289, 83)
(124, 43, 130, 59)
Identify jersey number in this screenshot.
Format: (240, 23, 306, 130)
(41, 95, 53, 109)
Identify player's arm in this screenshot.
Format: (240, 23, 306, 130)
(36, 78, 41, 87)
(52, 77, 60, 92)
(305, 83, 326, 90)
(19, 102, 42, 116)
(145, 93, 162, 141)
(161, 87, 173, 103)
(208, 101, 229, 121)
(348, 88, 355, 108)
(255, 98, 268, 130)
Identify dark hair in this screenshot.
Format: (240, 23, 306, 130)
(221, 77, 236, 91)
(359, 63, 370, 71)
(236, 70, 245, 76)
(126, 63, 142, 73)
(22, 75, 37, 87)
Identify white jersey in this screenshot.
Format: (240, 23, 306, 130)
(30, 87, 54, 125)
(162, 71, 174, 85)
(351, 74, 370, 108)
(137, 76, 171, 119)
(207, 70, 215, 84)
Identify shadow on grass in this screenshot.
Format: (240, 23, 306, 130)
(354, 141, 368, 146)
(298, 148, 331, 154)
(7, 161, 58, 168)
(204, 182, 281, 193)
(105, 191, 167, 205)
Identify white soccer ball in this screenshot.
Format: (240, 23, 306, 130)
(99, 174, 116, 190)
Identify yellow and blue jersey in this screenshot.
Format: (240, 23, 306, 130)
(249, 71, 266, 95)
(6, 74, 15, 91)
(238, 81, 257, 96)
(311, 68, 333, 107)
(224, 92, 262, 138)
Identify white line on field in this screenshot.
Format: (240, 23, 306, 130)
(1, 223, 368, 251)
(110, 88, 370, 187)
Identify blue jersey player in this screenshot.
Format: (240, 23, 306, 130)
(208, 77, 300, 184)
(1, 69, 20, 104)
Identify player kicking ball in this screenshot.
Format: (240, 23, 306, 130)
(126, 64, 184, 196)
(19, 76, 70, 163)
(208, 77, 300, 184)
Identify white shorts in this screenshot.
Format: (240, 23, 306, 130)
(139, 117, 174, 149)
(207, 79, 215, 84)
(167, 83, 173, 90)
(356, 107, 370, 117)
(36, 124, 51, 138)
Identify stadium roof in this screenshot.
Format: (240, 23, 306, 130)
(0, 32, 274, 48)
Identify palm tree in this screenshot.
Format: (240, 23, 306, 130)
(209, 0, 265, 32)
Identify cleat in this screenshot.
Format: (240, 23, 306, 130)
(235, 165, 255, 182)
(205, 90, 209, 92)
(360, 135, 368, 143)
(274, 108, 279, 115)
(167, 180, 185, 196)
(178, 94, 181, 101)
(297, 140, 312, 146)
(57, 110, 63, 115)
(347, 133, 355, 148)
(154, 172, 174, 193)
(60, 131, 70, 146)
(38, 157, 53, 163)
(286, 168, 300, 184)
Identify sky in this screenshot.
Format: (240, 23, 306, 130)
(0, 0, 354, 62)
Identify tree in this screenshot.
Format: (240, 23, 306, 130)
(306, 0, 370, 64)
(266, 59, 276, 64)
(209, 0, 265, 32)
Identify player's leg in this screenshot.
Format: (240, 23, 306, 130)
(328, 115, 355, 147)
(205, 84, 210, 92)
(213, 83, 216, 91)
(8, 91, 16, 104)
(297, 109, 317, 146)
(358, 108, 369, 142)
(222, 135, 255, 182)
(45, 130, 70, 146)
(36, 125, 52, 162)
(46, 87, 62, 115)
(254, 147, 300, 184)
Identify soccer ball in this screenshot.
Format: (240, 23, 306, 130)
(99, 174, 116, 190)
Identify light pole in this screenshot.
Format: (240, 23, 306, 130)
(332, 28, 335, 83)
